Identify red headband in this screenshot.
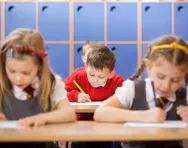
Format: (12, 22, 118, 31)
(15, 46, 47, 57)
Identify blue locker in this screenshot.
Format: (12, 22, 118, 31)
(108, 44, 137, 79)
(175, 3, 188, 40)
(5, 2, 36, 36)
(74, 44, 84, 70)
(47, 44, 69, 79)
(142, 3, 171, 41)
(107, 3, 137, 41)
(142, 44, 149, 79)
(74, 3, 104, 41)
(39, 2, 69, 41)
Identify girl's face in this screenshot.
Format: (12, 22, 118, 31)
(146, 57, 186, 98)
(6, 57, 39, 89)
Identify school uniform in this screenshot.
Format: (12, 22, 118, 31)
(115, 78, 188, 148)
(64, 68, 124, 120)
(1, 75, 67, 148)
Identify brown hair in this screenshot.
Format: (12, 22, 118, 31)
(86, 45, 116, 72)
(0, 28, 55, 112)
(130, 36, 188, 85)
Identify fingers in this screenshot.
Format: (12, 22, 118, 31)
(78, 93, 91, 102)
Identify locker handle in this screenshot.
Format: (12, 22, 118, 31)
(145, 6, 151, 12)
(42, 6, 48, 11)
(178, 6, 183, 12)
(77, 47, 83, 53)
(110, 6, 116, 12)
(77, 6, 83, 12)
(8, 5, 15, 12)
(111, 47, 117, 51)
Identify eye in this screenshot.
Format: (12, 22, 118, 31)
(171, 79, 181, 83)
(157, 74, 165, 80)
(89, 73, 94, 77)
(99, 76, 105, 79)
(9, 70, 16, 73)
(23, 72, 30, 75)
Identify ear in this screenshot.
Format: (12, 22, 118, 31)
(109, 70, 115, 79)
(82, 56, 86, 63)
(144, 58, 151, 75)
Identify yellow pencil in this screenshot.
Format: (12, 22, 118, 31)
(73, 80, 85, 93)
(73, 80, 92, 102)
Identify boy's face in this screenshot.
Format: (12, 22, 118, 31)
(145, 57, 186, 98)
(86, 65, 114, 88)
(6, 57, 38, 89)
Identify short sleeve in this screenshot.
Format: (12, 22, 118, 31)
(51, 75, 67, 107)
(114, 80, 135, 109)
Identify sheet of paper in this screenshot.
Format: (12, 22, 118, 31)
(0, 121, 23, 128)
(124, 121, 188, 128)
(71, 102, 102, 106)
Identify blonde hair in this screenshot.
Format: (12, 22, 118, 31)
(0, 28, 55, 112)
(82, 41, 101, 55)
(130, 36, 188, 85)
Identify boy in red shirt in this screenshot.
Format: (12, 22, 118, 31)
(65, 45, 124, 120)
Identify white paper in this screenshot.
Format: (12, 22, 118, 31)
(0, 121, 23, 128)
(71, 102, 102, 106)
(124, 121, 188, 128)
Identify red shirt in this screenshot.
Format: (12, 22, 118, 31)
(64, 68, 124, 120)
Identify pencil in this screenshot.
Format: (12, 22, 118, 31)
(151, 81, 158, 107)
(73, 80, 85, 93)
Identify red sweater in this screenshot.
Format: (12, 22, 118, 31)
(64, 68, 124, 120)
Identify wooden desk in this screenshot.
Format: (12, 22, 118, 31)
(1, 121, 188, 142)
(71, 102, 101, 113)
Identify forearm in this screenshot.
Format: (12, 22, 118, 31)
(94, 106, 147, 123)
(41, 108, 76, 124)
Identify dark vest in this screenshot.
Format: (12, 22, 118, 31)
(123, 80, 187, 148)
(1, 93, 59, 148)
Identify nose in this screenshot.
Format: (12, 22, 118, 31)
(15, 74, 23, 83)
(93, 77, 98, 83)
(163, 80, 170, 91)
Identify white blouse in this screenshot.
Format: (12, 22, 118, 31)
(114, 78, 188, 112)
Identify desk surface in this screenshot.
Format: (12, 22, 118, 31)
(1, 121, 188, 142)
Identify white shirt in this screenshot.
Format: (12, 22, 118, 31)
(13, 75, 67, 108)
(115, 78, 188, 112)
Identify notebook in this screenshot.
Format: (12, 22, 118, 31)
(70, 102, 101, 106)
(0, 121, 23, 128)
(124, 121, 188, 128)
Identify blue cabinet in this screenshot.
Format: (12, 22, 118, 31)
(107, 3, 137, 41)
(5, 2, 36, 36)
(175, 3, 188, 40)
(74, 2, 104, 41)
(142, 3, 171, 41)
(39, 2, 69, 41)
(47, 44, 69, 79)
(74, 44, 84, 70)
(108, 44, 137, 79)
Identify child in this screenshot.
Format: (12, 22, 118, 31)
(66, 45, 124, 148)
(71, 41, 101, 74)
(94, 36, 188, 148)
(65, 45, 124, 120)
(0, 28, 76, 148)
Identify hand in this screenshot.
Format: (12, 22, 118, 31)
(145, 107, 166, 123)
(17, 114, 47, 127)
(0, 113, 6, 120)
(177, 105, 188, 122)
(78, 93, 91, 103)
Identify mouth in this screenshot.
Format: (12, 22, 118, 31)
(16, 84, 24, 88)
